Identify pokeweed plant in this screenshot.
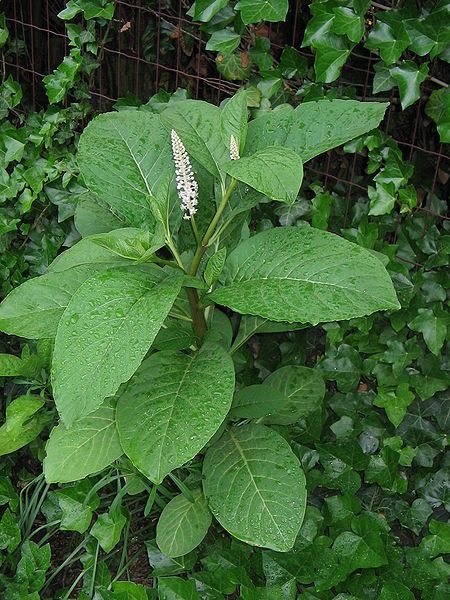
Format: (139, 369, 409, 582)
(0, 91, 400, 554)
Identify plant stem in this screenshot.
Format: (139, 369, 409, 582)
(185, 178, 237, 340)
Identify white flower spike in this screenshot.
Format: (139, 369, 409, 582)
(170, 129, 199, 220)
(230, 135, 240, 161)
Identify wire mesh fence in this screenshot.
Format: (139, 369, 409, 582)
(3, 0, 449, 249)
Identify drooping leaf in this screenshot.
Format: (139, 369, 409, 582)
(0, 265, 104, 339)
(209, 227, 400, 325)
(246, 99, 388, 162)
(116, 342, 235, 483)
(44, 400, 123, 484)
(203, 424, 307, 551)
(77, 111, 171, 227)
(160, 100, 228, 181)
(220, 89, 248, 153)
(52, 267, 183, 425)
(156, 488, 212, 557)
(409, 308, 447, 356)
(206, 29, 241, 54)
(390, 61, 429, 109)
(224, 147, 303, 204)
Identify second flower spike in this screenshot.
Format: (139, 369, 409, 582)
(171, 129, 199, 220)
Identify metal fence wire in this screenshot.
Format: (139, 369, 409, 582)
(3, 0, 449, 244)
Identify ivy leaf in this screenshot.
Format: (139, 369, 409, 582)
(332, 6, 365, 43)
(374, 383, 415, 428)
(209, 227, 399, 325)
(261, 366, 325, 425)
(52, 267, 183, 426)
(216, 51, 252, 81)
(206, 29, 241, 53)
(408, 308, 447, 356)
(368, 183, 396, 216)
(379, 580, 415, 600)
(318, 344, 362, 392)
(158, 576, 200, 600)
(235, 0, 289, 25)
(246, 99, 388, 163)
(0, 265, 105, 339)
(15, 540, 51, 593)
(313, 35, 352, 83)
(116, 342, 235, 483)
(365, 17, 410, 65)
(0, 509, 21, 553)
(55, 481, 100, 533)
(91, 510, 127, 553)
(156, 489, 212, 557)
(190, 0, 229, 22)
(44, 400, 123, 484)
(224, 147, 303, 204)
(0, 396, 48, 456)
(373, 62, 396, 94)
(390, 61, 429, 110)
(77, 111, 171, 227)
(204, 424, 306, 552)
(425, 88, 450, 144)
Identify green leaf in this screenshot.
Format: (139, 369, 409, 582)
(77, 111, 171, 227)
(230, 383, 289, 419)
(216, 51, 252, 81)
(425, 88, 450, 144)
(379, 581, 415, 600)
(52, 267, 183, 425)
(0, 396, 48, 456)
(332, 6, 364, 43)
(0, 265, 104, 339)
(111, 582, 149, 599)
(209, 227, 400, 325)
(374, 383, 415, 428)
(204, 248, 227, 286)
(390, 61, 429, 110)
(203, 424, 307, 551)
(16, 541, 51, 593)
(91, 510, 127, 553)
(246, 99, 388, 163)
(206, 29, 240, 53)
(224, 147, 303, 204)
(0, 353, 25, 377)
(313, 35, 352, 83)
(74, 194, 127, 237)
(409, 308, 447, 356)
(44, 400, 123, 484)
(55, 481, 100, 533)
(0, 509, 21, 553)
(146, 540, 197, 576)
(116, 342, 235, 483)
(365, 18, 410, 65)
(89, 227, 165, 262)
(368, 183, 396, 216)
(192, 0, 229, 22)
(220, 89, 248, 153)
(156, 488, 212, 557)
(158, 576, 200, 600)
(235, 0, 289, 24)
(262, 365, 325, 425)
(160, 100, 228, 181)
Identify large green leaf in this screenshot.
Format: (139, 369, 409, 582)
(203, 424, 306, 552)
(160, 100, 228, 181)
(262, 365, 325, 425)
(52, 267, 183, 426)
(209, 226, 400, 324)
(116, 342, 235, 483)
(44, 400, 123, 484)
(245, 99, 388, 162)
(77, 111, 171, 226)
(156, 489, 212, 557)
(0, 265, 104, 339)
(224, 147, 303, 204)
